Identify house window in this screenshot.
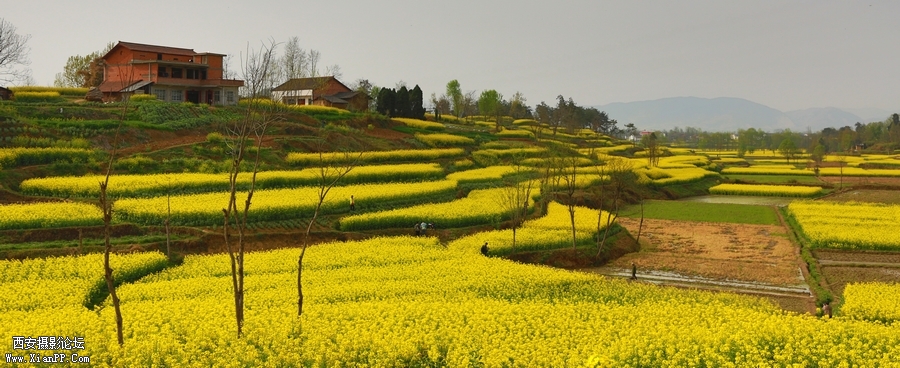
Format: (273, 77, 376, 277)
(225, 91, 234, 104)
(214, 91, 221, 103)
(200, 70, 206, 80)
(158, 67, 167, 78)
(171, 90, 183, 102)
(157, 53, 162, 60)
(172, 68, 183, 78)
(186, 70, 195, 79)
(155, 89, 166, 100)
(287, 98, 296, 105)
(201, 56, 208, 64)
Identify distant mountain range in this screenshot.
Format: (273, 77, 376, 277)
(594, 97, 897, 132)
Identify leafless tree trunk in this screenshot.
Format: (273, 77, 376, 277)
(494, 158, 535, 253)
(0, 18, 31, 84)
(298, 146, 361, 316)
(165, 188, 171, 259)
(636, 198, 644, 244)
(594, 163, 606, 254)
(99, 122, 125, 346)
(597, 157, 634, 258)
(560, 155, 579, 250)
(97, 60, 139, 347)
(162, 174, 174, 259)
(222, 40, 279, 338)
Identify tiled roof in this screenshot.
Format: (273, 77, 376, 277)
(333, 91, 360, 99)
(114, 41, 197, 56)
(318, 95, 348, 104)
(98, 80, 132, 93)
(272, 77, 336, 91)
(273, 76, 356, 93)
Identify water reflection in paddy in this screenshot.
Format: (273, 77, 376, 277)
(677, 195, 795, 206)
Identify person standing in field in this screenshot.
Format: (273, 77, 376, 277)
(481, 242, 489, 256)
(350, 195, 355, 211)
(631, 262, 637, 280)
(822, 302, 832, 318)
(414, 223, 420, 236)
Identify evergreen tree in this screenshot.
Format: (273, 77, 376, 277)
(396, 86, 410, 118)
(376, 88, 396, 117)
(410, 85, 425, 120)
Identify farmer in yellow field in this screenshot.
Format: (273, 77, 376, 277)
(350, 195, 355, 211)
(822, 302, 832, 318)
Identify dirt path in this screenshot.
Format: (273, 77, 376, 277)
(612, 217, 802, 285)
(577, 266, 813, 314)
(818, 260, 900, 268)
(594, 208, 818, 314)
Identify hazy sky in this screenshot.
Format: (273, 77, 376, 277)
(4, 0, 898, 112)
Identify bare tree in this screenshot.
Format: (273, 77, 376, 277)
(462, 90, 477, 122)
(834, 153, 847, 190)
(324, 64, 342, 80)
(0, 18, 31, 84)
(160, 174, 180, 260)
(551, 95, 571, 136)
(307, 49, 321, 77)
(494, 158, 535, 253)
(223, 54, 236, 80)
(641, 132, 661, 167)
(298, 143, 361, 316)
(277, 36, 308, 82)
(596, 157, 635, 257)
(98, 61, 138, 346)
(560, 155, 580, 250)
(222, 40, 280, 338)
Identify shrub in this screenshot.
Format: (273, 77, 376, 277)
(206, 132, 224, 144)
(9, 86, 89, 96)
(472, 150, 500, 167)
(393, 118, 445, 131)
(414, 133, 475, 147)
(130, 94, 157, 102)
(496, 129, 535, 139)
(13, 92, 65, 103)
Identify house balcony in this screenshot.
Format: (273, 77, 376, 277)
(146, 76, 244, 88)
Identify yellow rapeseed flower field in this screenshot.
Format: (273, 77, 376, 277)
(448, 201, 608, 255)
(114, 180, 459, 226)
(20, 163, 444, 198)
(3, 235, 899, 366)
(710, 184, 823, 197)
(414, 133, 475, 147)
(445, 165, 532, 184)
(721, 167, 815, 176)
(392, 117, 445, 130)
(0, 147, 93, 168)
(286, 148, 465, 165)
(339, 186, 540, 231)
(841, 282, 900, 324)
(788, 201, 900, 250)
(0, 202, 102, 230)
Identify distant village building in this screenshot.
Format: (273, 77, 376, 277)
(98, 41, 243, 105)
(272, 76, 369, 112)
(0, 86, 12, 101)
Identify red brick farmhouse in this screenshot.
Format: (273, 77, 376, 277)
(98, 41, 243, 105)
(271, 76, 369, 112)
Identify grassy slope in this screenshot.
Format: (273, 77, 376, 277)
(618, 199, 780, 225)
(724, 174, 825, 185)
